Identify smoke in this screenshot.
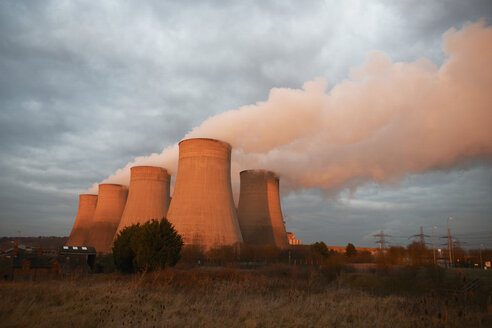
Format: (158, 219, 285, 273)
(87, 21, 492, 197)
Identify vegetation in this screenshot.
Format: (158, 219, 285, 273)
(0, 265, 491, 327)
(2, 235, 491, 327)
(345, 243, 357, 257)
(112, 218, 183, 273)
(311, 241, 333, 259)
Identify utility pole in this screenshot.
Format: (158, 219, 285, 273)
(373, 230, 391, 251)
(480, 243, 484, 269)
(447, 217, 453, 267)
(411, 226, 430, 247)
(410, 226, 430, 264)
(432, 226, 437, 266)
(419, 226, 426, 247)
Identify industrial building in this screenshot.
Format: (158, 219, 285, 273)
(85, 184, 127, 253)
(67, 137, 297, 253)
(237, 170, 289, 248)
(287, 232, 301, 245)
(167, 138, 243, 249)
(115, 166, 170, 237)
(67, 194, 97, 246)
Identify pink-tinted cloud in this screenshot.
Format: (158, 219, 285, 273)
(88, 21, 492, 197)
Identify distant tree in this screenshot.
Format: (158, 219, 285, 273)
(345, 243, 357, 257)
(407, 241, 431, 266)
(352, 250, 374, 263)
(311, 241, 330, 258)
(112, 218, 183, 273)
(387, 246, 406, 265)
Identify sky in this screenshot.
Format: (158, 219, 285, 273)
(1, 1, 491, 248)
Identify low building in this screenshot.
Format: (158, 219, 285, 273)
(58, 245, 96, 274)
(287, 232, 301, 245)
(5, 245, 97, 280)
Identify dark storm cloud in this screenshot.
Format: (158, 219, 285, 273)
(283, 166, 492, 247)
(0, 176, 76, 236)
(379, 0, 492, 62)
(0, 0, 490, 241)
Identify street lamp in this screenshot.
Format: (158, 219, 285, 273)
(447, 217, 453, 267)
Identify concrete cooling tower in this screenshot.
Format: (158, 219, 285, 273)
(237, 170, 289, 249)
(115, 166, 170, 236)
(66, 194, 98, 246)
(86, 184, 128, 253)
(167, 138, 243, 249)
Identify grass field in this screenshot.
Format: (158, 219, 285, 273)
(1, 265, 491, 327)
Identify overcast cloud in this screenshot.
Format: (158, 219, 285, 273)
(0, 1, 491, 248)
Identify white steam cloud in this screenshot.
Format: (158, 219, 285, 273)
(87, 21, 492, 198)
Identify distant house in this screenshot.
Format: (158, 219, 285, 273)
(1, 244, 36, 258)
(4, 245, 97, 280)
(12, 254, 61, 281)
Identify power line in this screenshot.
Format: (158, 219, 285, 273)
(410, 226, 430, 247)
(373, 230, 392, 250)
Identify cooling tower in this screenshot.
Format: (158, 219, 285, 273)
(115, 166, 170, 236)
(86, 184, 128, 253)
(66, 194, 98, 246)
(237, 170, 289, 248)
(167, 138, 243, 248)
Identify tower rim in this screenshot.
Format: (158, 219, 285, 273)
(178, 137, 232, 150)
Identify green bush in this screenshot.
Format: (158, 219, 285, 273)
(113, 224, 140, 273)
(112, 217, 183, 273)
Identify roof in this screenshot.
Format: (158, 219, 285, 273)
(12, 254, 58, 269)
(59, 245, 96, 254)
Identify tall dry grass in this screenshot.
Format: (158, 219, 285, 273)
(0, 265, 490, 328)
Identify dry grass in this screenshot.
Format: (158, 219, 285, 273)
(0, 266, 490, 328)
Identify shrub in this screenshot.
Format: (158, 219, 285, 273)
(180, 245, 206, 264)
(206, 245, 239, 263)
(238, 244, 281, 262)
(94, 254, 117, 273)
(112, 218, 183, 273)
(387, 246, 406, 265)
(351, 250, 374, 263)
(407, 241, 432, 266)
(113, 224, 140, 273)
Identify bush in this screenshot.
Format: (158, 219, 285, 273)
(180, 245, 206, 264)
(206, 245, 239, 263)
(112, 217, 183, 273)
(238, 244, 281, 262)
(94, 254, 116, 273)
(113, 224, 140, 273)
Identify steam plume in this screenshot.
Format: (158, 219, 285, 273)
(87, 21, 492, 197)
